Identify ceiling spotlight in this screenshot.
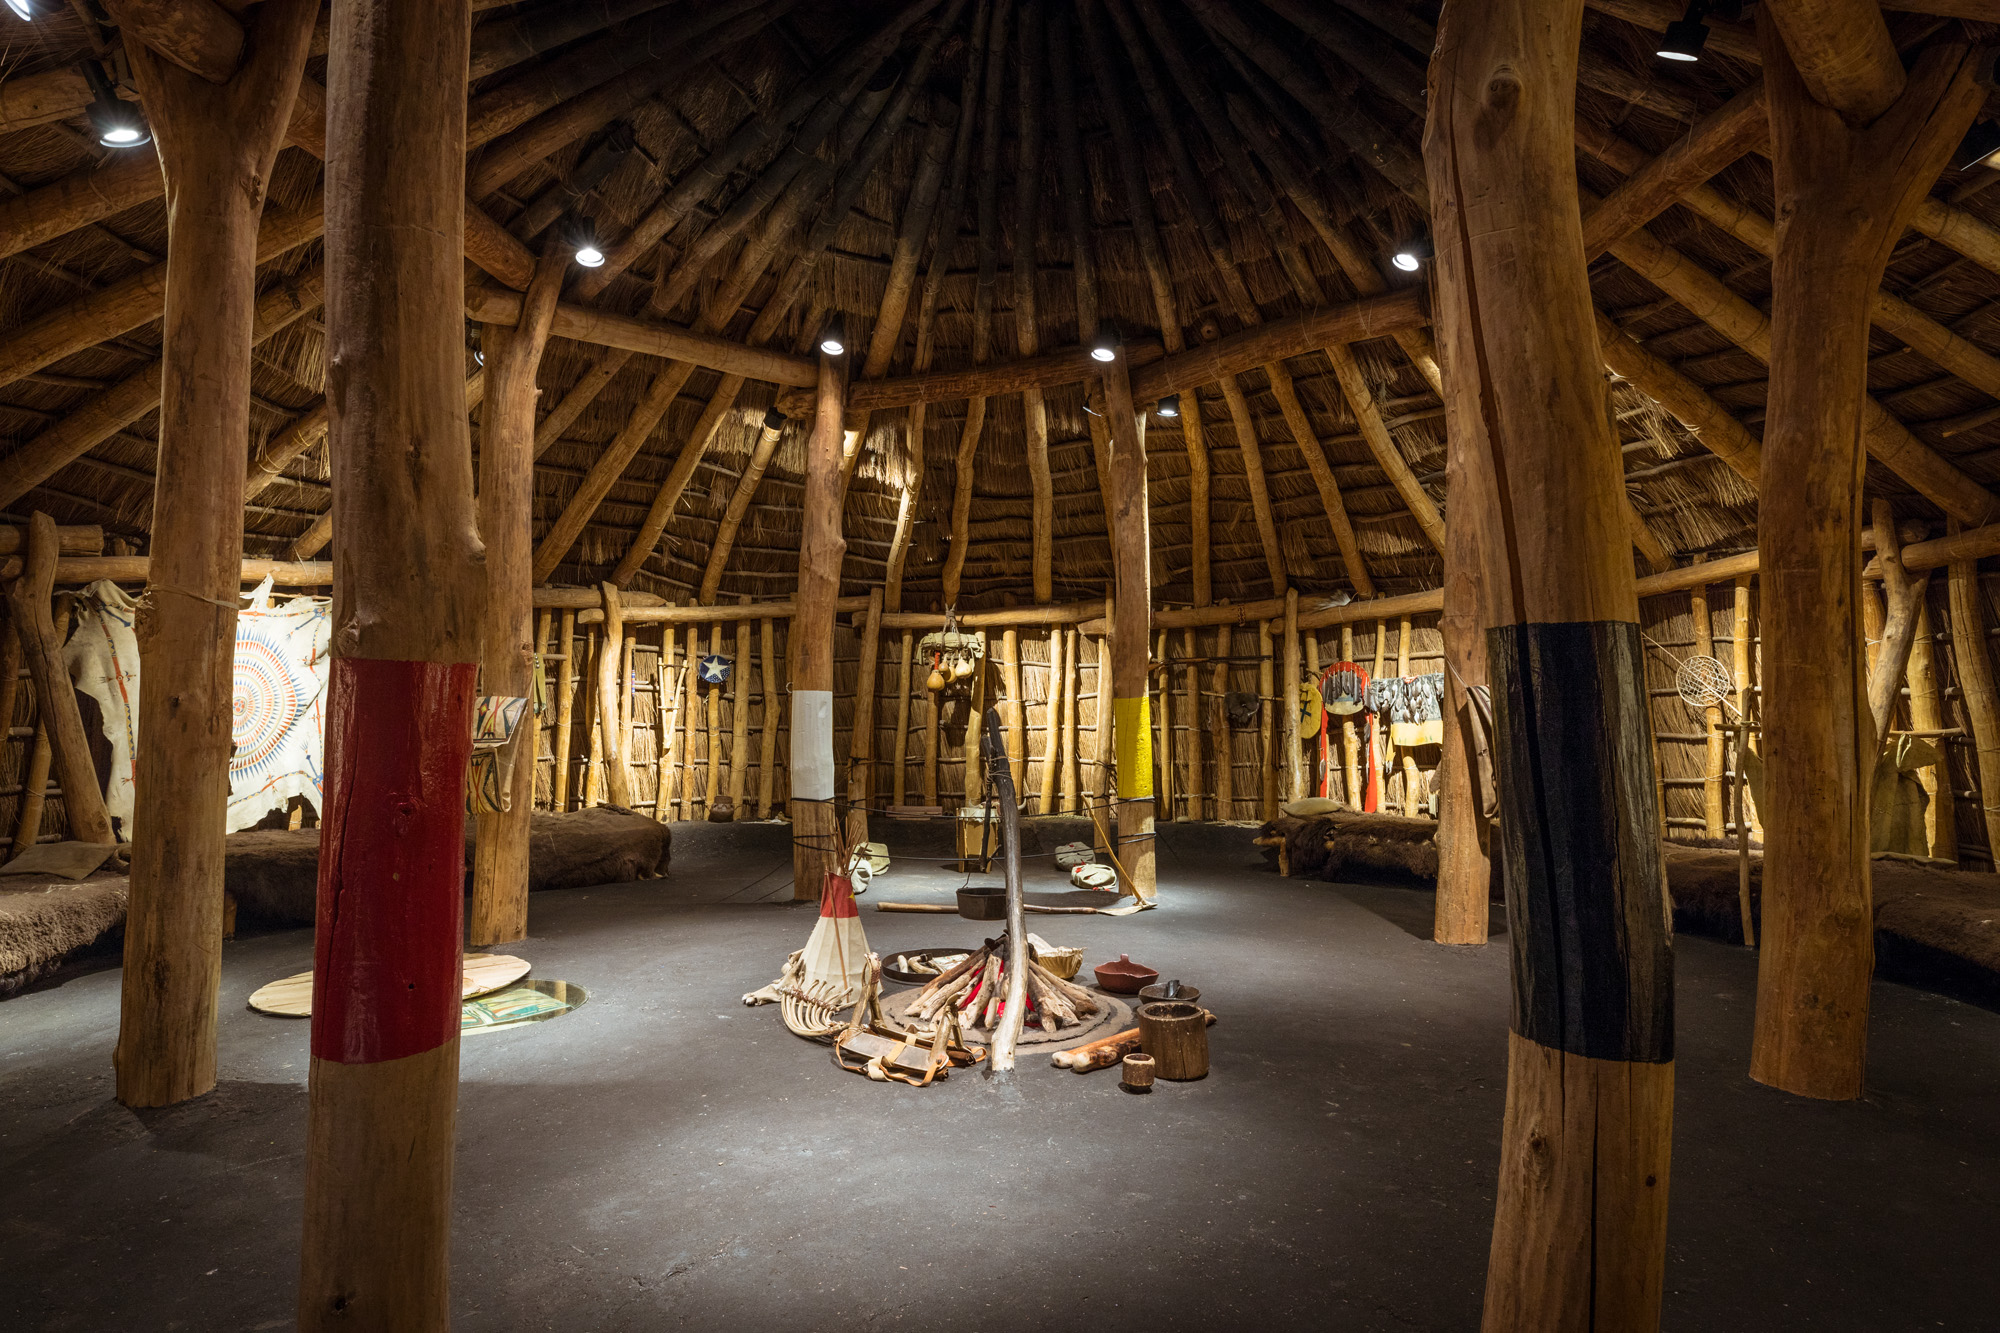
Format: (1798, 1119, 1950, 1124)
(1391, 237, 1433, 273)
(1657, 0, 1738, 63)
(1090, 320, 1121, 363)
(1957, 120, 2000, 172)
(468, 321, 484, 367)
(1156, 394, 1180, 418)
(81, 61, 148, 148)
(573, 238, 605, 267)
(762, 407, 787, 432)
(818, 314, 847, 357)
(7, 0, 35, 20)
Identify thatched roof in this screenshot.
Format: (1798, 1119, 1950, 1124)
(0, 0, 1994, 610)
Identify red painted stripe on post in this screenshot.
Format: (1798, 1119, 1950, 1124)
(311, 656, 478, 1064)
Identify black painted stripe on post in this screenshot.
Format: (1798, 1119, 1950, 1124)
(1488, 620, 1673, 1063)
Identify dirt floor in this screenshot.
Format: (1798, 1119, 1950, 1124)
(3, 820, 1998, 1331)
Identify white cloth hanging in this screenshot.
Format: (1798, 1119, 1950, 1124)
(62, 580, 142, 832)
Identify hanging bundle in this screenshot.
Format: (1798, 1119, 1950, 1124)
(918, 613, 985, 692)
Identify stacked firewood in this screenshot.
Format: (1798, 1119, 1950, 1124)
(908, 936, 1103, 1034)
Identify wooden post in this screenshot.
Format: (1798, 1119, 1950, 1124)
(596, 583, 634, 808)
(1090, 597, 1112, 848)
(1258, 618, 1277, 820)
(1341, 623, 1362, 808)
(111, 0, 316, 1111)
(1000, 625, 1024, 793)
(3, 515, 112, 848)
(758, 616, 779, 818)
(703, 621, 723, 811)
(1426, 1, 1673, 1323)
(1040, 627, 1063, 816)
(1154, 628, 1174, 822)
(12, 700, 52, 859)
(658, 616, 681, 820)
(1373, 620, 1392, 804)
(1907, 595, 1954, 861)
(892, 629, 915, 808)
(1949, 526, 2000, 863)
(792, 349, 848, 897)
(1691, 574, 1727, 839)
(1733, 576, 1761, 838)
(532, 609, 552, 807)
(1282, 590, 1302, 805)
(470, 245, 565, 947)
(1102, 343, 1157, 903)
(300, 1, 483, 1322)
(730, 601, 752, 820)
(1438, 412, 1493, 942)
(847, 587, 883, 848)
(1182, 625, 1202, 818)
(582, 634, 602, 806)
(1397, 613, 1423, 816)
(1212, 621, 1234, 818)
(1866, 503, 1926, 753)
(1752, 29, 1983, 1103)
(1062, 626, 1082, 813)
(551, 610, 576, 810)
(682, 623, 701, 817)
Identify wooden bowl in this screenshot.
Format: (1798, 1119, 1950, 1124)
(1092, 953, 1158, 994)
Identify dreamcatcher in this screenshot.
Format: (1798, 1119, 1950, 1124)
(1675, 653, 1740, 719)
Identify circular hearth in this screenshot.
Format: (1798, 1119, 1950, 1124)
(881, 984, 1133, 1050)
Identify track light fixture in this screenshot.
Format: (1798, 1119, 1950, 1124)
(818, 314, 847, 357)
(1156, 394, 1180, 418)
(468, 321, 484, 367)
(7, 0, 36, 20)
(762, 407, 788, 432)
(1391, 237, 1433, 273)
(1656, 0, 1741, 64)
(81, 60, 148, 147)
(1090, 320, 1121, 363)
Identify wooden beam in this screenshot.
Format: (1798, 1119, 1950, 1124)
(1269, 364, 1373, 597)
(1323, 344, 1447, 554)
(466, 287, 816, 387)
(299, 4, 483, 1325)
(0, 261, 324, 515)
(608, 372, 745, 588)
(112, 0, 318, 1115)
(0, 150, 165, 265)
(530, 361, 696, 583)
(1750, 32, 1984, 1104)
(1763, 0, 1905, 123)
(1580, 81, 1767, 259)
(0, 195, 322, 393)
(1948, 521, 2000, 863)
(1428, 2, 1672, 1324)
(696, 412, 787, 604)
(1218, 376, 1286, 595)
(1603, 208, 2000, 526)
(102, 0, 246, 83)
